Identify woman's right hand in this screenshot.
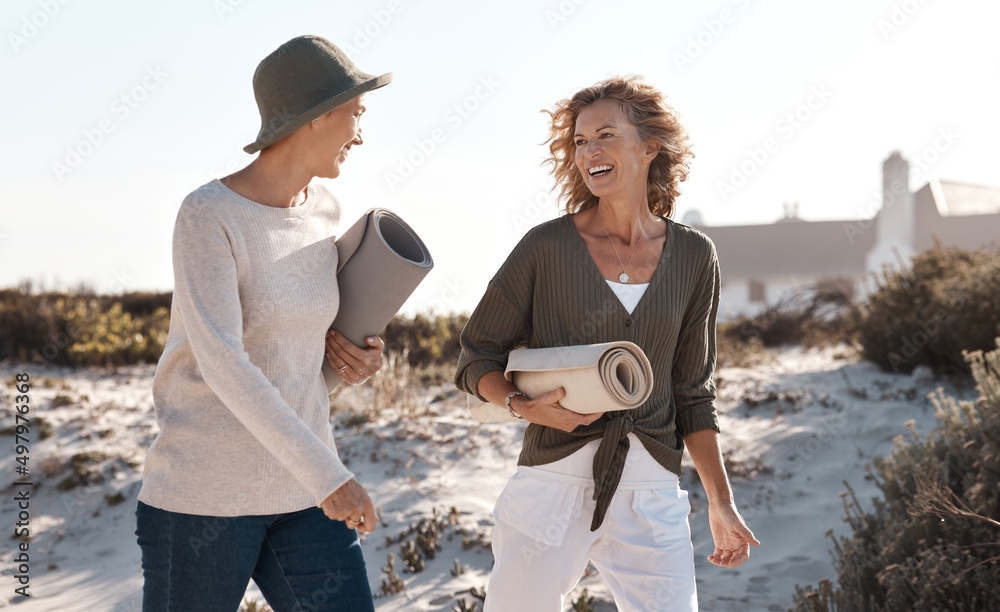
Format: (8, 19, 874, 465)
(512, 387, 604, 432)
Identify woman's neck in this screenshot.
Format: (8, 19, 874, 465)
(221, 150, 312, 209)
(594, 196, 655, 243)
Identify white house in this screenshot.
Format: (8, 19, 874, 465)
(687, 152, 1000, 319)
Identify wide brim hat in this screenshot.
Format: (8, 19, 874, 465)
(244, 35, 392, 154)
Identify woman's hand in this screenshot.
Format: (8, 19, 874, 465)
(326, 330, 384, 385)
(705, 502, 760, 568)
(511, 387, 604, 432)
(320, 479, 378, 533)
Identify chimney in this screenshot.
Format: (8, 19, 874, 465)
(867, 151, 915, 272)
(883, 151, 910, 212)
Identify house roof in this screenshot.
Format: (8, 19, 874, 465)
(931, 179, 1000, 216)
(914, 180, 1000, 252)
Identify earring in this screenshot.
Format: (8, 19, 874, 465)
(313, 119, 318, 125)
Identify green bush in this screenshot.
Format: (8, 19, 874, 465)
(0, 285, 467, 369)
(61, 300, 170, 366)
(382, 312, 468, 368)
(0, 287, 171, 366)
(856, 243, 1000, 375)
(790, 339, 1000, 612)
(0, 285, 170, 366)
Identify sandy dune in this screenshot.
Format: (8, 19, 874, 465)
(0, 344, 974, 611)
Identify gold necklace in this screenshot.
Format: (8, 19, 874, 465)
(597, 209, 648, 283)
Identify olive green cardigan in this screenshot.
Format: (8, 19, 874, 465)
(455, 214, 721, 530)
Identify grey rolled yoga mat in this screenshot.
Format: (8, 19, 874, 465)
(323, 208, 433, 393)
(469, 341, 654, 422)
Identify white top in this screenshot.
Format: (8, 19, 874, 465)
(138, 179, 353, 516)
(605, 279, 649, 315)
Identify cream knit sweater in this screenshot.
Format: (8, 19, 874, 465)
(138, 179, 353, 516)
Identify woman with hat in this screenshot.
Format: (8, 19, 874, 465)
(455, 76, 760, 610)
(135, 35, 391, 611)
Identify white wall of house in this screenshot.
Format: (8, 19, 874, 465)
(718, 280, 753, 320)
(718, 276, 806, 319)
(718, 275, 865, 321)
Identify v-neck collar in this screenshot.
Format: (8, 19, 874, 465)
(563, 213, 674, 321)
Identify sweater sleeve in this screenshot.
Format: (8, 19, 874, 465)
(673, 238, 722, 438)
(454, 236, 536, 402)
(172, 204, 354, 506)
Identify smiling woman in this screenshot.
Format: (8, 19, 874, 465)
(546, 76, 693, 218)
(456, 75, 759, 611)
(134, 35, 392, 612)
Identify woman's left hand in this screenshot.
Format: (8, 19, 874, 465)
(706, 502, 760, 568)
(326, 330, 384, 385)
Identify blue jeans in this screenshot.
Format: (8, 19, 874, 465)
(135, 501, 374, 612)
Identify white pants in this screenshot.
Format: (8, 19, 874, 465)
(485, 434, 697, 612)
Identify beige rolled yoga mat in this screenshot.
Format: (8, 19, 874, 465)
(323, 208, 433, 393)
(469, 341, 654, 423)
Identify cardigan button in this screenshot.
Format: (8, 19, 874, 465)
(624, 318, 633, 327)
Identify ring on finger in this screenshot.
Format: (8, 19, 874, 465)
(340, 365, 348, 372)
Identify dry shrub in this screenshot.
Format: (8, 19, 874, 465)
(1, 282, 468, 370)
(790, 339, 1000, 612)
(382, 312, 468, 368)
(372, 349, 419, 416)
(717, 285, 854, 368)
(240, 598, 273, 612)
(856, 243, 1000, 375)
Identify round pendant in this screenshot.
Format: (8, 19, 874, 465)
(619, 272, 629, 283)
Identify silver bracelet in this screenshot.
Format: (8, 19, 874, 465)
(505, 391, 527, 420)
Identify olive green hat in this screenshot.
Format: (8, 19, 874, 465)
(244, 35, 392, 154)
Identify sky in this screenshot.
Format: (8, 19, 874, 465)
(2, 0, 998, 314)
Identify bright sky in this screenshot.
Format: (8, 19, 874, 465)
(3, 0, 998, 314)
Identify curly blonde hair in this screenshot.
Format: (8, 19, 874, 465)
(543, 75, 693, 218)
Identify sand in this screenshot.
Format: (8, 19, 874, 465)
(0, 344, 975, 611)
